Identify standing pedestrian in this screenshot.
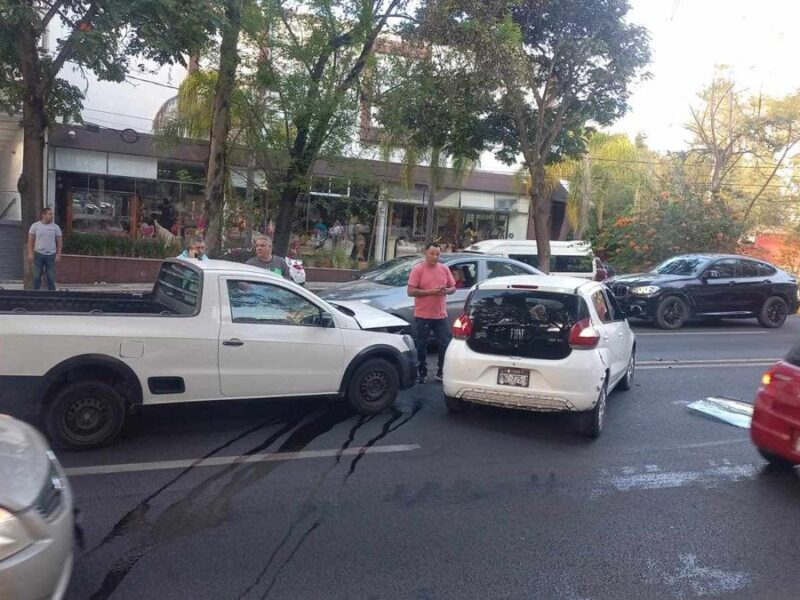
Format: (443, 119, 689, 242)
(246, 235, 290, 279)
(27, 207, 62, 291)
(407, 243, 456, 383)
(177, 235, 209, 261)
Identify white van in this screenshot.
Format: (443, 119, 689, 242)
(466, 239, 597, 279)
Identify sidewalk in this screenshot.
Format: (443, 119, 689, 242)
(0, 280, 341, 293)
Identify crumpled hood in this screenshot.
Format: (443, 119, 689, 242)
(0, 415, 50, 511)
(328, 300, 409, 330)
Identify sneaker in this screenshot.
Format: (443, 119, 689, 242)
(417, 373, 427, 384)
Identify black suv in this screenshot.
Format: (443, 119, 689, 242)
(608, 254, 799, 330)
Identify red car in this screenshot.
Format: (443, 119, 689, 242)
(751, 344, 800, 468)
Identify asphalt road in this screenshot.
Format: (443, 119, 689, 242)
(57, 316, 800, 600)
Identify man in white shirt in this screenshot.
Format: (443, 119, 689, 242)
(27, 207, 63, 291)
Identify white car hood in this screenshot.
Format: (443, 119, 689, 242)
(329, 300, 408, 330)
(0, 415, 50, 511)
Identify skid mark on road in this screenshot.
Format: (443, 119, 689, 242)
(83, 415, 281, 556)
(83, 405, 353, 600)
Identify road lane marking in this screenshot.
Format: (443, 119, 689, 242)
(635, 331, 768, 336)
(64, 444, 421, 477)
(639, 358, 779, 365)
(639, 363, 775, 370)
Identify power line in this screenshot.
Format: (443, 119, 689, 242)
(83, 107, 154, 122)
(126, 75, 179, 90)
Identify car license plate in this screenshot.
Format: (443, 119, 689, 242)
(498, 368, 530, 387)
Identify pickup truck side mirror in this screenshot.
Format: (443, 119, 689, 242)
(319, 311, 335, 328)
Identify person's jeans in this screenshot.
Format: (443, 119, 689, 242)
(414, 317, 452, 377)
(33, 253, 56, 291)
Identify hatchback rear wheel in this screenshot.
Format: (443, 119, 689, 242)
(757, 447, 797, 469)
(577, 381, 607, 438)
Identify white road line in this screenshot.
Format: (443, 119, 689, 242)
(639, 358, 779, 365)
(639, 363, 774, 370)
(635, 331, 768, 336)
(64, 444, 421, 477)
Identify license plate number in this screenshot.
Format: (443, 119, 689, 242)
(498, 368, 530, 387)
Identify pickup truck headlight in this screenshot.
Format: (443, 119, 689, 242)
(402, 334, 416, 350)
(630, 285, 660, 296)
(0, 507, 33, 561)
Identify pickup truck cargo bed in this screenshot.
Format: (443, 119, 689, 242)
(0, 290, 176, 315)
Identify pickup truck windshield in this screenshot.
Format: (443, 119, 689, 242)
(154, 262, 201, 315)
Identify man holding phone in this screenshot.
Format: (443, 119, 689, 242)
(177, 235, 209, 261)
(407, 243, 456, 383)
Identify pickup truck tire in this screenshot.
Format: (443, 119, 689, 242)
(45, 381, 126, 449)
(346, 358, 400, 414)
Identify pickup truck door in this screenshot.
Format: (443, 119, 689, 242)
(218, 277, 345, 398)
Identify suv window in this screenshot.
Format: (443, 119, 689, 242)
(758, 263, 777, 277)
(486, 260, 531, 279)
(738, 260, 760, 278)
(466, 289, 589, 360)
(227, 280, 326, 326)
(710, 259, 739, 279)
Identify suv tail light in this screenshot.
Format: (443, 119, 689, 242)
(569, 317, 600, 349)
(452, 312, 473, 339)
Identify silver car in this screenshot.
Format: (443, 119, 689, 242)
(0, 415, 74, 600)
(320, 253, 544, 324)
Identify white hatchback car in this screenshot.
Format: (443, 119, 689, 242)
(443, 275, 636, 437)
(0, 415, 74, 599)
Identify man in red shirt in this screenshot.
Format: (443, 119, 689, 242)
(407, 243, 456, 383)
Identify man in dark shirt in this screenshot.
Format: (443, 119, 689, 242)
(246, 235, 290, 279)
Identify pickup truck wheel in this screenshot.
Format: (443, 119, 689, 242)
(757, 296, 789, 328)
(346, 358, 400, 414)
(45, 381, 126, 449)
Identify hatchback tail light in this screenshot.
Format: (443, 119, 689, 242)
(569, 317, 600, 349)
(452, 312, 473, 339)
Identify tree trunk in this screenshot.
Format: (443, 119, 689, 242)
(273, 182, 300, 256)
(425, 187, 436, 244)
(203, 0, 243, 255)
(529, 164, 552, 274)
(17, 24, 47, 289)
(18, 103, 46, 289)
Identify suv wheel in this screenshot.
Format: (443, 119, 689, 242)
(655, 296, 689, 330)
(757, 296, 789, 328)
(45, 380, 127, 449)
(346, 358, 400, 414)
(578, 381, 607, 438)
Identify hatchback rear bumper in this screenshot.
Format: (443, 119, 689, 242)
(751, 403, 800, 465)
(442, 340, 606, 412)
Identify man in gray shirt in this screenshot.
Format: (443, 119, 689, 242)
(246, 235, 290, 279)
(27, 207, 62, 291)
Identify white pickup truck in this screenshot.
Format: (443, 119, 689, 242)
(0, 259, 417, 449)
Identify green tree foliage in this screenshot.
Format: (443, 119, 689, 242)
(418, 0, 650, 272)
(0, 0, 211, 284)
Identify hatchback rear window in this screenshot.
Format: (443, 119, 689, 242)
(466, 290, 589, 360)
